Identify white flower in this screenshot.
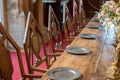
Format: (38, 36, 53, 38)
(97, 1, 120, 26)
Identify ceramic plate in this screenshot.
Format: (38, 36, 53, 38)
(66, 46, 90, 55)
(47, 67, 81, 80)
(80, 33, 97, 39)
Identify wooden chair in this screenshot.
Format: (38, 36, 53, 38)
(48, 5, 65, 55)
(0, 23, 25, 80)
(72, 0, 86, 34)
(63, 3, 76, 43)
(75, 0, 87, 27)
(23, 12, 59, 79)
(63, 1, 86, 43)
(78, 0, 86, 27)
(73, 0, 79, 30)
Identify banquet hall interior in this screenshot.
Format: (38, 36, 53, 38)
(0, 0, 120, 80)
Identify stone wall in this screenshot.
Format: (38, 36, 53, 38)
(6, 0, 25, 49)
(0, 0, 4, 25)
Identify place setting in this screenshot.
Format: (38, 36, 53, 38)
(65, 46, 91, 55)
(86, 24, 99, 29)
(79, 33, 98, 40)
(47, 67, 81, 80)
(86, 24, 105, 30)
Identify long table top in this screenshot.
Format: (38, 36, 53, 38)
(41, 21, 116, 80)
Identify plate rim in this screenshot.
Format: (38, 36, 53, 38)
(47, 67, 81, 80)
(66, 46, 91, 54)
(80, 33, 97, 39)
(86, 25, 99, 29)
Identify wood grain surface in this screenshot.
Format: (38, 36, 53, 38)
(41, 20, 115, 80)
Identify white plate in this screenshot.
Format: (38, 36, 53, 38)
(66, 46, 90, 55)
(47, 67, 81, 80)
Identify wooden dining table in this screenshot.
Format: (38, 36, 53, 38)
(41, 19, 116, 80)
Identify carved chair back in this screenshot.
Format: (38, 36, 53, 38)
(0, 23, 25, 80)
(23, 12, 49, 79)
(48, 5, 64, 53)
